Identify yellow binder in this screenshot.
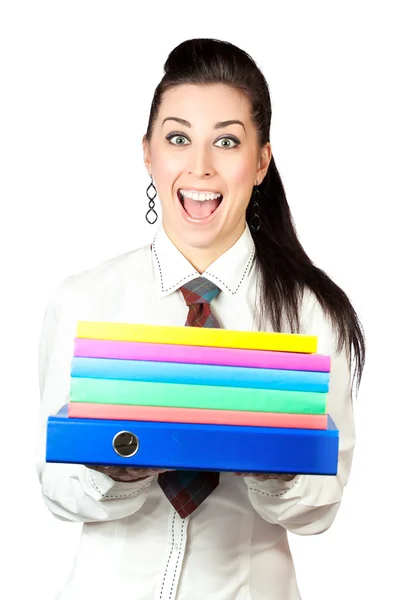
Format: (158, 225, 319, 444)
(76, 321, 318, 353)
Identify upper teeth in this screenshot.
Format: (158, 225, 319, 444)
(180, 190, 222, 202)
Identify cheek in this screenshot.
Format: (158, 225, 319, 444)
(222, 155, 256, 187)
(151, 148, 183, 189)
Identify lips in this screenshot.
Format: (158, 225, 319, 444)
(177, 189, 223, 220)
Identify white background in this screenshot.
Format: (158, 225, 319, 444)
(1, 1, 399, 598)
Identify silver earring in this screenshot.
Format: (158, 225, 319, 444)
(250, 182, 261, 232)
(145, 175, 158, 224)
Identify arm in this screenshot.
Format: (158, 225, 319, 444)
(35, 281, 155, 523)
(243, 293, 356, 535)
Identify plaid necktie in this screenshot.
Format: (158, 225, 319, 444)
(157, 277, 221, 518)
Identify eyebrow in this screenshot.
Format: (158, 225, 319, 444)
(162, 117, 246, 131)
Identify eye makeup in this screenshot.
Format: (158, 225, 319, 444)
(165, 131, 241, 148)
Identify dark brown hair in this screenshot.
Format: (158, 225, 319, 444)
(145, 38, 365, 395)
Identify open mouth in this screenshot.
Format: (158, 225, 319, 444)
(177, 189, 223, 220)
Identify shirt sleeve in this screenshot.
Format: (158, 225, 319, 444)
(244, 291, 356, 535)
(35, 280, 154, 523)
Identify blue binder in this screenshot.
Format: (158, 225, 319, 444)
(70, 357, 330, 392)
(46, 405, 339, 475)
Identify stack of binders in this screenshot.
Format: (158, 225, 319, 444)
(46, 321, 339, 475)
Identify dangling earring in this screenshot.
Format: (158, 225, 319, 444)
(250, 181, 261, 233)
(145, 175, 158, 224)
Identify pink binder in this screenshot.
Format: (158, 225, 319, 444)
(74, 338, 330, 371)
(68, 402, 328, 429)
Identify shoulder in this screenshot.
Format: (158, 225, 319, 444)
(46, 242, 152, 317)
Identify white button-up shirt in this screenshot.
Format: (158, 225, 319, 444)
(36, 223, 354, 600)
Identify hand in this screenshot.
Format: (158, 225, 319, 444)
(86, 465, 173, 482)
(234, 472, 297, 482)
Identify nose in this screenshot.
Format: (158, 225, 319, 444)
(187, 144, 216, 179)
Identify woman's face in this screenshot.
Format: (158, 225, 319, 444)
(143, 83, 271, 261)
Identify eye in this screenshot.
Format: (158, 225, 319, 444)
(214, 136, 240, 149)
(166, 132, 190, 146)
(165, 132, 240, 149)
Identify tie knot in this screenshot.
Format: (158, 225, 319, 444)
(180, 276, 221, 306)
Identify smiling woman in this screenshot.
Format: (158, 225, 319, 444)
(143, 83, 271, 269)
(36, 38, 366, 600)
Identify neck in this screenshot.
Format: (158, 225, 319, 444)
(164, 223, 246, 273)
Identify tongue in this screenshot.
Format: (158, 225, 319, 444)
(183, 197, 220, 219)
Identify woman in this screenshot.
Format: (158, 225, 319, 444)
(36, 38, 365, 599)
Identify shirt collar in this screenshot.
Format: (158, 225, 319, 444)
(151, 223, 255, 298)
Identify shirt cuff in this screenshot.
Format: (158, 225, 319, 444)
(243, 474, 303, 498)
(86, 468, 155, 499)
